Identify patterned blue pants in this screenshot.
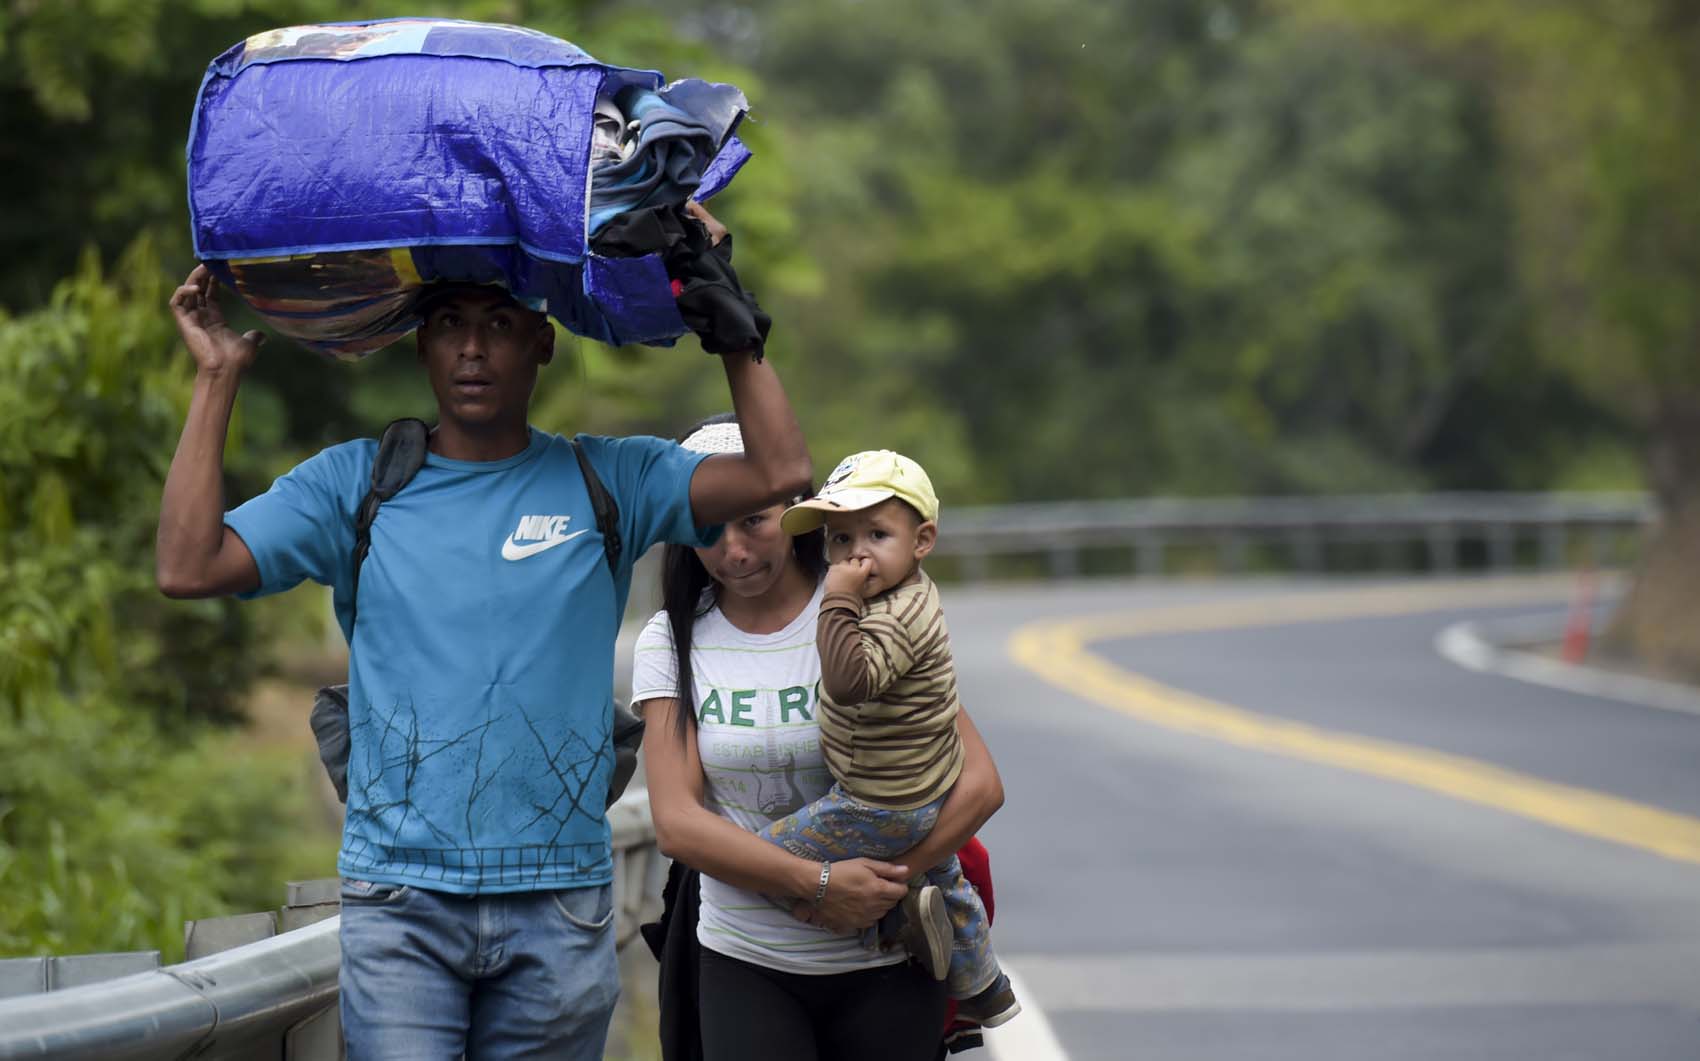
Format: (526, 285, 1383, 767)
(759, 783, 1000, 998)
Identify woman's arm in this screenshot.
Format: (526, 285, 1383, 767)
(640, 695, 909, 928)
(888, 707, 1004, 873)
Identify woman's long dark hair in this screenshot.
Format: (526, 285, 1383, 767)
(662, 412, 826, 741)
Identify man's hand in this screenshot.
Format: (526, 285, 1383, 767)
(825, 556, 872, 598)
(789, 857, 908, 934)
(170, 264, 264, 377)
(684, 199, 728, 247)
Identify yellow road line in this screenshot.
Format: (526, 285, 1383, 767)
(1007, 578, 1700, 865)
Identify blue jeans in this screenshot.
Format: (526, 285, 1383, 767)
(339, 878, 618, 1060)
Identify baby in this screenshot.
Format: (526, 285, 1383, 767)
(759, 449, 1018, 1028)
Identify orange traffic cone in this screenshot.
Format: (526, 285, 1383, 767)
(1561, 566, 1597, 663)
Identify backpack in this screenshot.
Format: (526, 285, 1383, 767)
(308, 419, 646, 809)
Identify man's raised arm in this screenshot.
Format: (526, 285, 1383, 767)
(155, 265, 263, 599)
(689, 349, 813, 525)
(682, 204, 812, 524)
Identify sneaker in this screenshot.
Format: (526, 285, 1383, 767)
(899, 884, 952, 981)
(956, 972, 1021, 1028)
(940, 1023, 985, 1054)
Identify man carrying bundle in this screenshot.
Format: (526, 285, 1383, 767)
(155, 241, 809, 1056)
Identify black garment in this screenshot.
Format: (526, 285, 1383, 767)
(591, 205, 772, 356)
(642, 860, 704, 1061)
(698, 947, 948, 1061)
(643, 859, 971, 1061)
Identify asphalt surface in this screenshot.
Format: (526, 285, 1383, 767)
(950, 576, 1700, 1061)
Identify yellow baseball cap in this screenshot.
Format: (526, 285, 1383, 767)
(781, 450, 940, 535)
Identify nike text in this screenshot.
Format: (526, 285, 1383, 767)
(501, 515, 587, 562)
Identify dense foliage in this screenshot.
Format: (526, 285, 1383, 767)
(1288, 0, 1700, 673)
(0, 246, 331, 957)
(651, 0, 1642, 503)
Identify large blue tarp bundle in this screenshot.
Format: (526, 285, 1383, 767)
(188, 18, 752, 359)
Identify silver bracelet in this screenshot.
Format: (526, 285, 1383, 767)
(812, 861, 831, 905)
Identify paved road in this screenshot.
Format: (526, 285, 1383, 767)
(953, 576, 1700, 1061)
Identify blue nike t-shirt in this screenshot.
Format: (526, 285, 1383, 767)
(226, 428, 715, 894)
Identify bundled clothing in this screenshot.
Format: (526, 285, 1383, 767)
(591, 206, 771, 356)
(188, 18, 756, 357)
(589, 82, 751, 236)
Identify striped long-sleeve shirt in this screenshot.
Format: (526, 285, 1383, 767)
(816, 572, 964, 810)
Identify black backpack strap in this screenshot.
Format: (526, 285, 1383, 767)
(349, 417, 431, 629)
(571, 438, 623, 577)
(571, 438, 641, 810)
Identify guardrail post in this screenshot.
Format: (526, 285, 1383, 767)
(1134, 536, 1164, 577)
(285, 1007, 341, 1061)
(1488, 524, 1516, 570)
(281, 880, 344, 1061)
(1048, 545, 1079, 580)
(1288, 531, 1322, 573)
(1221, 534, 1248, 574)
(1589, 527, 1615, 568)
(1426, 525, 1457, 574)
(1376, 532, 1404, 572)
(281, 880, 341, 931)
(960, 550, 989, 583)
(1539, 524, 1567, 569)
(182, 911, 285, 1059)
(53, 954, 165, 990)
(0, 953, 163, 999)
(184, 912, 276, 960)
(0, 958, 47, 999)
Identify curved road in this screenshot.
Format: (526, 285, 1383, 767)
(956, 575, 1700, 1061)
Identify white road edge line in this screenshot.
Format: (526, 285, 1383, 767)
(1435, 616, 1700, 718)
(985, 964, 1071, 1061)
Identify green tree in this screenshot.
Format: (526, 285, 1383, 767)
(0, 241, 257, 727)
(1290, 0, 1700, 673)
(663, 0, 1621, 502)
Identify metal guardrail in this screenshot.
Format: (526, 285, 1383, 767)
(930, 491, 1656, 579)
(0, 791, 664, 1060)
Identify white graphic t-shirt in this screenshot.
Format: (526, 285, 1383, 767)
(631, 583, 903, 974)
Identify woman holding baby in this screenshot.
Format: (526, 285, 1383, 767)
(636, 414, 1006, 1061)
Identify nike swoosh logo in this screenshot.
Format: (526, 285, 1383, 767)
(501, 528, 589, 561)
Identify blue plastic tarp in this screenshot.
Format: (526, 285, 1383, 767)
(187, 18, 751, 358)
